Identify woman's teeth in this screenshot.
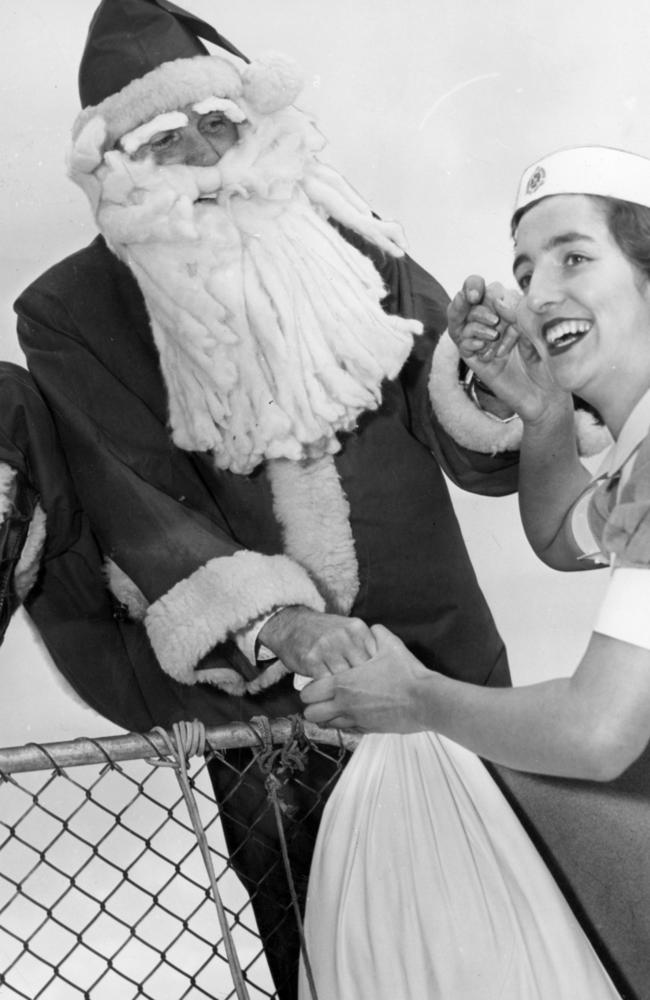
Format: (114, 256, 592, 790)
(544, 319, 592, 348)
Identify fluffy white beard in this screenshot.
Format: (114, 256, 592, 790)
(93, 112, 422, 474)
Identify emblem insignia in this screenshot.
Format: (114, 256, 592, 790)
(526, 165, 546, 195)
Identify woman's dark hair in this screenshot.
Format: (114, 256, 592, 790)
(597, 196, 650, 281)
(512, 194, 650, 280)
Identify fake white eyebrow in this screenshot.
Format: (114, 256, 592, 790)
(119, 111, 189, 155)
(192, 96, 247, 123)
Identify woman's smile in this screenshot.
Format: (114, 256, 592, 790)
(541, 317, 593, 354)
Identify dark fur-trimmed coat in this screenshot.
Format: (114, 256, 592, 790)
(12, 230, 517, 729)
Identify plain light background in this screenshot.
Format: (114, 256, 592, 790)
(2, 0, 645, 747)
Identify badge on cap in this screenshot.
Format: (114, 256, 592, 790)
(525, 166, 546, 196)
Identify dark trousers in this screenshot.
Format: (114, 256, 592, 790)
(207, 744, 348, 1000)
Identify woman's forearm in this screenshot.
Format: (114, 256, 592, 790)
(411, 672, 617, 780)
(518, 398, 592, 568)
(302, 627, 650, 777)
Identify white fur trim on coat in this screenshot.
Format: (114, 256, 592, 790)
(144, 549, 325, 689)
(0, 464, 46, 602)
(14, 504, 46, 601)
(104, 558, 149, 620)
(0, 464, 15, 521)
(267, 456, 359, 614)
(429, 332, 612, 457)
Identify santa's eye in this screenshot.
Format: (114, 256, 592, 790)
(149, 131, 179, 151)
(200, 113, 229, 133)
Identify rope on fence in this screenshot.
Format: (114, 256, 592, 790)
(0, 720, 359, 775)
(148, 720, 252, 1000)
(249, 715, 320, 1000)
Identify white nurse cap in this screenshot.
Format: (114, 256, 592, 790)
(512, 146, 650, 222)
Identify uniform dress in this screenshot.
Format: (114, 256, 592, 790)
(299, 394, 650, 1000)
(12, 231, 518, 999)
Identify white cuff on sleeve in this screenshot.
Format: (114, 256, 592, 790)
(593, 566, 650, 650)
(145, 551, 325, 687)
(235, 608, 285, 664)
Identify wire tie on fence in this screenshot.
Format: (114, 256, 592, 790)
(83, 737, 120, 777)
(148, 722, 251, 1000)
(248, 715, 321, 1000)
(24, 742, 64, 778)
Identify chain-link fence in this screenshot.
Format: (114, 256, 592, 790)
(0, 718, 355, 999)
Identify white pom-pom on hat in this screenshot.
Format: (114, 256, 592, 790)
(242, 52, 303, 114)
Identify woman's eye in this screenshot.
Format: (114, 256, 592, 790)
(565, 252, 588, 268)
(515, 272, 531, 291)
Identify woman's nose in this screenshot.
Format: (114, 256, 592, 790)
(526, 265, 564, 314)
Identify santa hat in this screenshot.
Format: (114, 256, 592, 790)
(73, 0, 303, 149)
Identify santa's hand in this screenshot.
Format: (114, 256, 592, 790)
(301, 624, 431, 732)
(258, 606, 377, 680)
(448, 276, 522, 379)
(449, 276, 566, 421)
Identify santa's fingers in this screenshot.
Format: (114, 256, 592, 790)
(300, 674, 335, 704)
(447, 277, 489, 330)
(462, 274, 487, 304)
(320, 645, 373, 673)
(456, 321, 502, 358)
(466, 303, 501, 328)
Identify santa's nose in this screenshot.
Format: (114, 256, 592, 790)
(180, 130, 223, 167)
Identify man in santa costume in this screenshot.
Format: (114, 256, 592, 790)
(5, 0, 616, 996)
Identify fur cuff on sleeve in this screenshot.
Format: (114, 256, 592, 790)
(429, 332, 612, 457)
(144, 550, 325, 689)
(0, 464, 46, 602)
(0, 464, 15, 520)
(14, 505, 47, 600)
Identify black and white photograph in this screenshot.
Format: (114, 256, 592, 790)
(1, 2, 649, 998)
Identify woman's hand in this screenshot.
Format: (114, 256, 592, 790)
(300, 625, 432, 733)
(448, 275, 565, 424)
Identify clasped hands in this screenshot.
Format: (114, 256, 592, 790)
(448, 275, 563, 422)
(258, 606, 430, 733)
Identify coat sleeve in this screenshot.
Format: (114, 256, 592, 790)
(0, 362, 157, 731)
(338, 225, 520, 496)
(16, 289, 325, 694)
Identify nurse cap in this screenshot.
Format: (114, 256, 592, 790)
(512, 145, 650, 225)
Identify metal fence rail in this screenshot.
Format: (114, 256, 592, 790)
(0, 719, 354, 1000)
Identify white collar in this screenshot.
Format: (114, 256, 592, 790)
(594, 387, 650, 480)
